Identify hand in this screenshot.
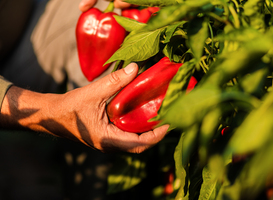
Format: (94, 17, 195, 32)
(79, 0, 132, 12)
(58, 63, 169, 153)
(0, 63, 169, 153)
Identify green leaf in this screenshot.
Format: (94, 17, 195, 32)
(226, 90, 273, 155)
(218, 140, 273, 200)
(182, 125, 199, 167)
(174, 132, 190, 200)
(243, 0, 266, 32)
(238, 63, 269, 97)
(153, 59, 196, 123)
(200, 34, 273, 86)
(107, 154, 146, 194)
(140, 1, 213, 32)
(199, 104, 233, 163)
(215, 27, 261, 43)
(114, 16, 147, 32)
(187, 17, 209, 61)
(123, 0, 179, 7)
(164, 21, 187, 43)
(163, 85, 260, 130)
(163, 34, 187, 62)
(105, 28, 164, 65)
(236, 139, 273, 198)
(198, 167, 218, 200)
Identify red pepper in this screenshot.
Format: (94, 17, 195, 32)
(76, 5, 126, 81)
(121, 7, 160, 23)
(107, 57, 197, 133)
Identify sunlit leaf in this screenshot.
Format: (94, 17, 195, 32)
(152, 59, 196, 123)
(114, 16, 147, 32)
(107, 155, 147, 194)
(226, 91, 273, 155)
(105, 28, 164, 65)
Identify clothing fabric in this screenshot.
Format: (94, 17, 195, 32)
(0, 0, 116, 94)
(0, 76, 13, 111)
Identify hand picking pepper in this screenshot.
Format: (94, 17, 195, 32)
(107, 57, 197, 133)
(76, 3, 126, 81)
(121, 7, 160, 23)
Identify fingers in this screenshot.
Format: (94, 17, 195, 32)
(106, 124, 170, 153)
(96, 63, 138, 101)
(79, 0, 97, 12)
(79, 0, 132, 12)
(113, 0, 132, 9)
(132, 125, 170, 153)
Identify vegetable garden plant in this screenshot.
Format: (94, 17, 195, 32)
(83, 0, 273, 199)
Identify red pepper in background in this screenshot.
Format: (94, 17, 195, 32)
(121, 7, 160, 23)
(107, 57, 197, 133)
(163, 167, 175, 196)
(76, 5, 126, 81)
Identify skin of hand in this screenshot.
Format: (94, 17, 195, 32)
(79, 0, 131, 12)
(0, 63, 169, 153)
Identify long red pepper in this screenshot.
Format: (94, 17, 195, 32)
(107, 57, 197, 133)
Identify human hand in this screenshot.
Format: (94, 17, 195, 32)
(79, 0, 132, 12)
(55, 63, 170, 153)
(57, 63, 169, 153)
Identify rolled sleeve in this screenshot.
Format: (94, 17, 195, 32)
(0, 76, 13, 111)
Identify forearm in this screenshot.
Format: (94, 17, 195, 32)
(0, 86, 57, 133)
(0, 86, 93, 146)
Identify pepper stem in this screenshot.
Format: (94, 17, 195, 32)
(104, 2, 115, 13)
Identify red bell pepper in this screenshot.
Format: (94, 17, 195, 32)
(121, 7, 160, 23)
(107, 57, 197, 133)
(76, 5, 126, 81)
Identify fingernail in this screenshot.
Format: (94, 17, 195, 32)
(124, 63, 136, 74)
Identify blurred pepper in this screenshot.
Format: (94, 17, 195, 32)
(121, 7, 160, 23)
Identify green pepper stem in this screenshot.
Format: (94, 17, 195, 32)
(104, 2, 115, 13)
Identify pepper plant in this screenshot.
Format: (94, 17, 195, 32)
(105, 0, 273, 199)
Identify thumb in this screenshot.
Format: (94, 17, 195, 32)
(114, 0, 132, 9)
(79, 0, 97, 12)
(96, 63, 138, 101)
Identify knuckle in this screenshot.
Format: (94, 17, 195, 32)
(109, 72, 120, 85)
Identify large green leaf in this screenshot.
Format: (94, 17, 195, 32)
(162, 85, 260, 130)
(226, 90, 273, 155)
(236, 139, 273, 198)
(218, 139, 273, 200)
(152, 59, 196, 124)
(105, 28, 164, 65)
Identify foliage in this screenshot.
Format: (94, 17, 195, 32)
(107, 0, 273, 199)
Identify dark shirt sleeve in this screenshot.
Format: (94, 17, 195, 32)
(0, 76, 13, 112)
